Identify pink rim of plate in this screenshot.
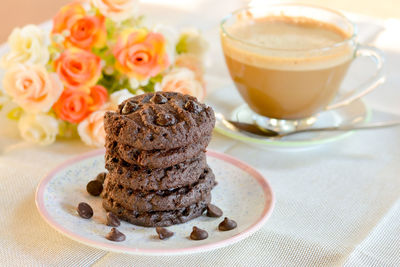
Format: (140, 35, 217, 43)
(35, 149, 275, 256)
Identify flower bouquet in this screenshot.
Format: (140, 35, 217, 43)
(0, 0, 207, 147)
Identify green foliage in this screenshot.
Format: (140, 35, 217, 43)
(98, 70, 130, 94)
(120, 15, 145, 30)
(105, 18, 117, 40)
(7, 107, 23, 120)
(176, 35, 188, 54)
(141, 74, 162, 93)
(58, 121, 78, 138)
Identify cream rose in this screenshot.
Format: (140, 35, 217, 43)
(78, 109, 107, 147)
(18, 113, 59, 145)
(110, 89, 134, 109)
(91, 0, 137, 22)
(177, 28, 208, 58)
(3, 64, 63, 113)
(1, 25, 49, 68)
(160, 67, 205, 101)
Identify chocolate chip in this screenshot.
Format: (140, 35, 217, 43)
(152, 93, 168, 104)
(106, 212, 120, 227)
(77, 202, 93, 219)
(86, 180, 103, 196)
(206, 204, 223, 218)
(218, 217, 237, 231)
(155, 113, 176, 126)
(105, 227, 126, 242)
(156, 227, 174, 240)
(96, 172, 107, 184)
(121, 101, 139, 115)
(184, 100, 202, 113)
(190, 226, 208, 240)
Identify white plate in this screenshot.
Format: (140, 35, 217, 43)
(35, 150, 274, 256)
(207, 86, 371, 149)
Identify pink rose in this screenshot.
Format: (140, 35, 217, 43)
(113, 28, 169, 81)
(159, 67, 205, 101)
(3, 64, 62, 113)
(91, 0, 137, 22)
(78, 107, 110, 147)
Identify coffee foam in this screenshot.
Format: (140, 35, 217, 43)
(221, 16, 355, 71)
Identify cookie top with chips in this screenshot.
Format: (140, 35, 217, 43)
(104, 92, 215, 150)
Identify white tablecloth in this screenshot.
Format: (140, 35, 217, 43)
(1, 1, 400, 266)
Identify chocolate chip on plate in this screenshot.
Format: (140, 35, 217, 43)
(218, 217, 237, 231)
(184, 100, 202, 113)
(156, 113, 176, 126)
(86, 180, 103, 196)
(152, 93, 168, 104)
(156, 227, 174, 240)
(121, 101, 139, 115)
(190, 226, 208, 240)
(206, 204, 223, 218)
(77, 202, 93, 219)
(96, 172, 107, 184)
(106, 228, 126, 242)
(106, 212, 120, 227)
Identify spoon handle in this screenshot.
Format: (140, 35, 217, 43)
(282, 120, 400, 137)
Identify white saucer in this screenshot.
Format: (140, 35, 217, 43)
(207, 86, 371, 149)
(35, 150, 274, 256)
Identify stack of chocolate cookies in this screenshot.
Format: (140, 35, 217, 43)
(102, 92, 216, 227)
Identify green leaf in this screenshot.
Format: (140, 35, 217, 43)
(58, 121, 78, 138)
(97, 70, 132, 94)
(176, 35, 188, 54)
(105, 18, 117, 39)
(7, 107, 23, 120)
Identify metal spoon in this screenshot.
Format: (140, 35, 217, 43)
(218, 113, 400, 138)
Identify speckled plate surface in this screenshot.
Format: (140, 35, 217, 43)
(35, 149, 274, 256)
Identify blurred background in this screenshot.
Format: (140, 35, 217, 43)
(0, 0, 398, 43)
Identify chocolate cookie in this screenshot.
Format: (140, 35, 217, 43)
(102, 195, 211, 227)
(104, 92, 215, 151)
(105, 134, 211, 168)
(102, 167, 215, 212)
(105, 153, 207, 191)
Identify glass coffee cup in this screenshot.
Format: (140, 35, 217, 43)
(220, 3, 384, 132)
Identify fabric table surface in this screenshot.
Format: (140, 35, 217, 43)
(0, 1, 400, 266)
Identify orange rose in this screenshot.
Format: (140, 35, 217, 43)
(90, 85, 108, 110)
(54, 49, 101, 91)
(53, 85, 108, 123)
(53, 3, 85, 34)
(113, 28, 169, 81)
(52, 2, 106, 50)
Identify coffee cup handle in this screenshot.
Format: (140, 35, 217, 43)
(325, 45, 385, 110)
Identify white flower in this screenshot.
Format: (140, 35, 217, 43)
(129, 78, 149, 90)
(78, 109, 107, 147)
(110, 89, 134, 108)
(18, 113, 59, 145)
(3, 64, 63, 113)
(1, 25, 49, 68)
(153, 24, 179, 64)
(91, 0, 137, 22)
(160, 67, 205, 101)
(135, 89, 145, 95)
(178, 28, 208, 58)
